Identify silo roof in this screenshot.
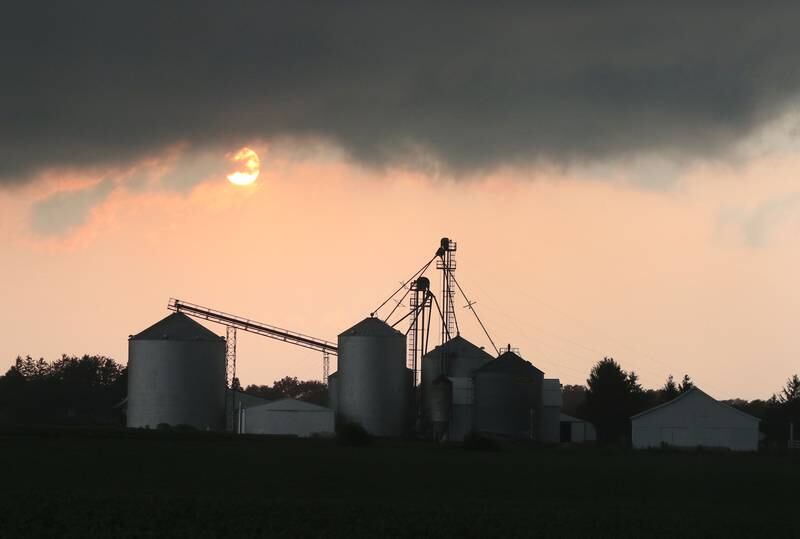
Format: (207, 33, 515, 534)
(339, 316, 403, 337)
(130, 312, 223, 341)
(475, 351, 544, 377)
(423, 335, 494, 362)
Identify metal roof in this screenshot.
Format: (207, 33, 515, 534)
(475, 350, 544, 376)
(339, 316, 403, 337)
(247, 398, 332, 412)
(130, 312, 223, 341)
(560, 412, 592, 423)
(423, 335, 494, 362)
(630, 387, 760, 422)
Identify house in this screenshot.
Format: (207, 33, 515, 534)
(631, 387, 759, 451)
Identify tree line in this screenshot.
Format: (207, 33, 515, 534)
(0, 355, 328, 426)
(1, 354, 797, 446)
(563, 357, 800, 446)
(0, 355, 128, 426)
(241, 377, 328, 406)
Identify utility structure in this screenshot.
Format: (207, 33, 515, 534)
(436, 238, 458, 346)
(407, 277, 433, 386)
(370, 237, 498, 387)
(168, 298, 338, 387)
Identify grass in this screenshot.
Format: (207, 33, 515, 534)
(0, 428, 797, 537)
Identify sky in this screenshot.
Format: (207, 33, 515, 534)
(1, 3, 799, 399)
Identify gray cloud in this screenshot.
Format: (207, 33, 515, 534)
(30, 179, 115, 235)
(742, 193, 800, 246)
(3, 2, 800, 184)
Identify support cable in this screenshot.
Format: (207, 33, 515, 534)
(400, 291, 432, 336)
(383, 284, 413, 324)
(424, 299, 432, 354)
(391, 291, 429, 330)
(431, 294, 452, 342)
(448, 272, 500, 356)
(370, 255, 436, 317)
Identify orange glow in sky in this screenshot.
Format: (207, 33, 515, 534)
(2, 139, 800, 401)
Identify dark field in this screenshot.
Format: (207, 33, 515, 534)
(0, 430, 797, 538)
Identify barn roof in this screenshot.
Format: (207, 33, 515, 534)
(630, 387, 760, 422)
(560, 413, 592, 423)
(247, 398, 332, 413)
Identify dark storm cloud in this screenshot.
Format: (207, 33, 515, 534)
(3, 2, 800, 184)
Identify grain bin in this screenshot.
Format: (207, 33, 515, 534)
(337, 316, 408, 436)
(127, 312, 226, 430)
(429, 375, 453, 440)
(472, 350, 544, 439)
(421, 336, 493, 440)
(327, 371, 339, 412)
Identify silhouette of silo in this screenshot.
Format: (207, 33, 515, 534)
(336, 316, 409, 436)
(428, 375, 453, 440)
(327, 371, 339, 412)
(472, 349, 544, 439)
(127, 312, 226, 430)
(421, 335, 493, 440)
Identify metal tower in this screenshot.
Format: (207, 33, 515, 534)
(436, 237, 458, 345)
(225, 326, 237, 388)
(407, 277, 432, 386)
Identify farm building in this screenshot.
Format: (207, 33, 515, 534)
(631, 387, 759, 451)
(241, 398, 335, 438)
(559, 413, 596, 443)
(226, 390, 271, 431)
(541, 379, 563, 443)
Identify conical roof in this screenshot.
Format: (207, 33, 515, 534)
(476, 351, 544, 377)
(130, 312, 222, 341)
(423, 335, 494, 362)
(339, 316, 403, 337)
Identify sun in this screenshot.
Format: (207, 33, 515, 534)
(226, 147, 260, 186)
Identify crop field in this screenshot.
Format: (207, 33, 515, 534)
(0, 429, 797, 538)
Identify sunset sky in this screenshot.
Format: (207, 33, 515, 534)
(2, 3, 799, 400)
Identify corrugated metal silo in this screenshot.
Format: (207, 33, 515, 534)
(429, 375, 452, 440)
(472, 350, 544, 439)
(327, 371, 339, 413)
(421, 336, 493, 440)
(127, 312, 226, 431)
(429, 375, 453, 423)
(337, 316, 408, 436)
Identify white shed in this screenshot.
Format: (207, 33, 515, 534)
(631, 387, 759, 451)
(242, 398, 335, 438)
(559, 413, 597, 443)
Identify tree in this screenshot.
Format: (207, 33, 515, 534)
(581, 357, 645, 445)
(0, 355, 127, 426)
(778, 375, 800, 404)
(561, 384, 587, 418)
(678, 374, 694, 393)
(244, 377, 328, 405)
(661, 375, 679, 402)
